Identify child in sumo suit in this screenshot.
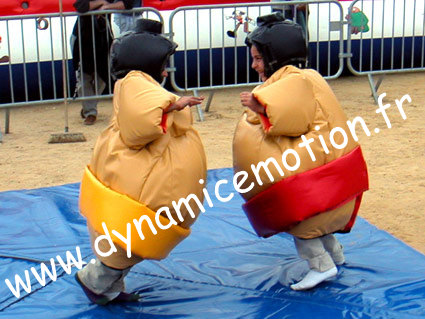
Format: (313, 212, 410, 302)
(76, 19, 207, 304)
(233, 13, 369, 290)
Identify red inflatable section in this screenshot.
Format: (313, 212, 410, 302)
(1, 0, 75, 16)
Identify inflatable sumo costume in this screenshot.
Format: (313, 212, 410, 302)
(76, 19, 207, 304)
(233, 13, 369, 290)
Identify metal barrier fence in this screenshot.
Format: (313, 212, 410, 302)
(168, 1, 345, 118)
(0, 0, 424, 136)
(346, 0, 425, 103)
(0, 7, 162, 133)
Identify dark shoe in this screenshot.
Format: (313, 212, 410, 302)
(84, 115, 96, 125)
(75, 272, 110, 305)
(80, 108, 86, 119)
(75, 273, 140, 305)
(111, 292, 141, 303)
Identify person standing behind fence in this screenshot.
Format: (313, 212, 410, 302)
(233, 13, 369, 290)
(71, 0, 136, 125)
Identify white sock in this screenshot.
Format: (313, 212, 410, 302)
(290, 266, 338, 291)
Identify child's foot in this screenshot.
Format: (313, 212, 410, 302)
(75, 272, 110, 305)
(75, 273, 140, 305)
(290, 266, 338, 291)
(332, 253, 345, 266)
(113, 291, 141, 303)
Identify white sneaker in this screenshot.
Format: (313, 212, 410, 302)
(290, 266, 338, 291)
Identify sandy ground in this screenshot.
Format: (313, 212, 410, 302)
(1, 72, 424, 254)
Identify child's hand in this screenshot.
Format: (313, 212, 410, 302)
(240, 92, 266, 115)
(165, 96, 205, 113)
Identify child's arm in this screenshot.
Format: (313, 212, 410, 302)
(164, 96, 205, 113)
(240, 92, 266, 116)
(117, 74, 178, 149)
(252, 74, 316, 136)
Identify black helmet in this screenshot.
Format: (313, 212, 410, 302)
(110, 19, 177, 82)
(246, 12, 308, 78)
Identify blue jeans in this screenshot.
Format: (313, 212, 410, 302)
(114, 14, 137, 34)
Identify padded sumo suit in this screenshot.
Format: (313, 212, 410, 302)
(233, 17, 369, 242)
(79, 20, 207, 270)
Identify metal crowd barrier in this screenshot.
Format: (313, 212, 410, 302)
(0, 0, 424, 136)
(168, 1, 345, 119)
(346, 0, 425, 103)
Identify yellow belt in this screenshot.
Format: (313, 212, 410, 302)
(79, 166, 190, 260)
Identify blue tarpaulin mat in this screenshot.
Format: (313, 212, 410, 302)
(0, 168, 424, 318)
